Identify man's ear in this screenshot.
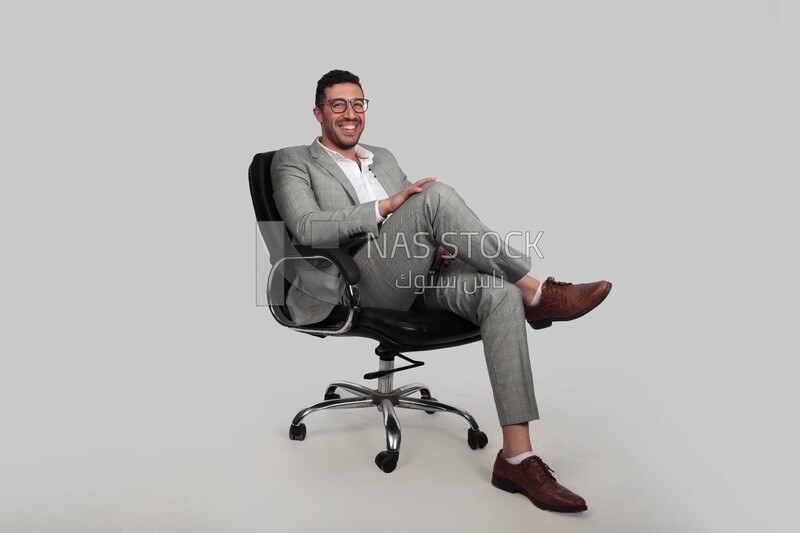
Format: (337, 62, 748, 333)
(312, 106, 323, 124)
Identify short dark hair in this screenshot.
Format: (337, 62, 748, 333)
(315, 69, 362, 106)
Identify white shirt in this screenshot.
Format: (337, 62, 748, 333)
(317, 139, 390, 223)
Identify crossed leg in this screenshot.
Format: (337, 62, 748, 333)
(352, 181, 539, 448)
(350, 180, 597, 512)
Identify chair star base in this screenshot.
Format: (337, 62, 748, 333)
(288, 347, 488, 473)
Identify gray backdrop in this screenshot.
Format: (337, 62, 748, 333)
(1, 1, 796, 532)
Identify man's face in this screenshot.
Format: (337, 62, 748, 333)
(314, 82, 365, 151)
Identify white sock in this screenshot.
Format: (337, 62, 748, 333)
(504, 451, 536, 465)
(527, 283, 543, 307)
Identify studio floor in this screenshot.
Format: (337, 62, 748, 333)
(1, 326, 760, 532)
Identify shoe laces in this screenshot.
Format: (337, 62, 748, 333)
(522, 455, 557, 480)
(545, 277, 573, 291)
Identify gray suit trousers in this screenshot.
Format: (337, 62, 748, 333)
(352, 181, 539, 425)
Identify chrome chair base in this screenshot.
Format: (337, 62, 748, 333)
(288, 355, 488, 473)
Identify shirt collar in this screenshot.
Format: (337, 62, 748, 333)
(316, 138, 374, 164)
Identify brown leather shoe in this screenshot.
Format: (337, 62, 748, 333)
(524, 277, 612, 330)
(491, 451, 587, 513)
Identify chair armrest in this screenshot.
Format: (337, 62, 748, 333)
(289, 236, 366, 285)
(293, 245, 361, 285)
(266, 236, 368, 334)
(267, 254, 361, 335)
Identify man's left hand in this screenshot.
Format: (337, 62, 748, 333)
(432, 245, 452, 271)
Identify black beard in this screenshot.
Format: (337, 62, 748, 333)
(326, 120, 361, 150)
(333, 138, 358, 149)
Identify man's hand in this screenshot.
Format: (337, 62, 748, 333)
(378, 177, 436, 218)
(432, 245, 452, 271)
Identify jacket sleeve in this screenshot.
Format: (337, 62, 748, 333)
(271, 148, 380, 247)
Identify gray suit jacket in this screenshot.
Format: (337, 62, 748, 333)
(271, 140, 413, 325)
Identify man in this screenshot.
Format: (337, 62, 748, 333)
(271, 69, 611, 513)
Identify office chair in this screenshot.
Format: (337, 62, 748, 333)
(249, 151, 489, 473)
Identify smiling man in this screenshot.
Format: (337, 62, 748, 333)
(315, 82, 366, 151)
(271, 69, 612, 513)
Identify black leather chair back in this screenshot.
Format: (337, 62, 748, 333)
(249, 151, 296, 262)
(249, 151, 278, 223)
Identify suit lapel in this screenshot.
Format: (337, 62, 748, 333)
(367, 157, 401, 196)
(309, 140, 359, 204)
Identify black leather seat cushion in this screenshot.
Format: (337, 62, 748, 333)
(311, 306, 481, 352)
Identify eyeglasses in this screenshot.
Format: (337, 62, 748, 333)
(318, 98, 369, 113)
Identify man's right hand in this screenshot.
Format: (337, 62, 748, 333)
(378, 177, 436, 218)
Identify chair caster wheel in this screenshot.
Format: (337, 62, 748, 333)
(423, 398, 438, 415)
(467, 428, 488, 450)
(289, 423, 306, 441)
(420, 389, 437, 414)
(375, 450, 399, 473)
